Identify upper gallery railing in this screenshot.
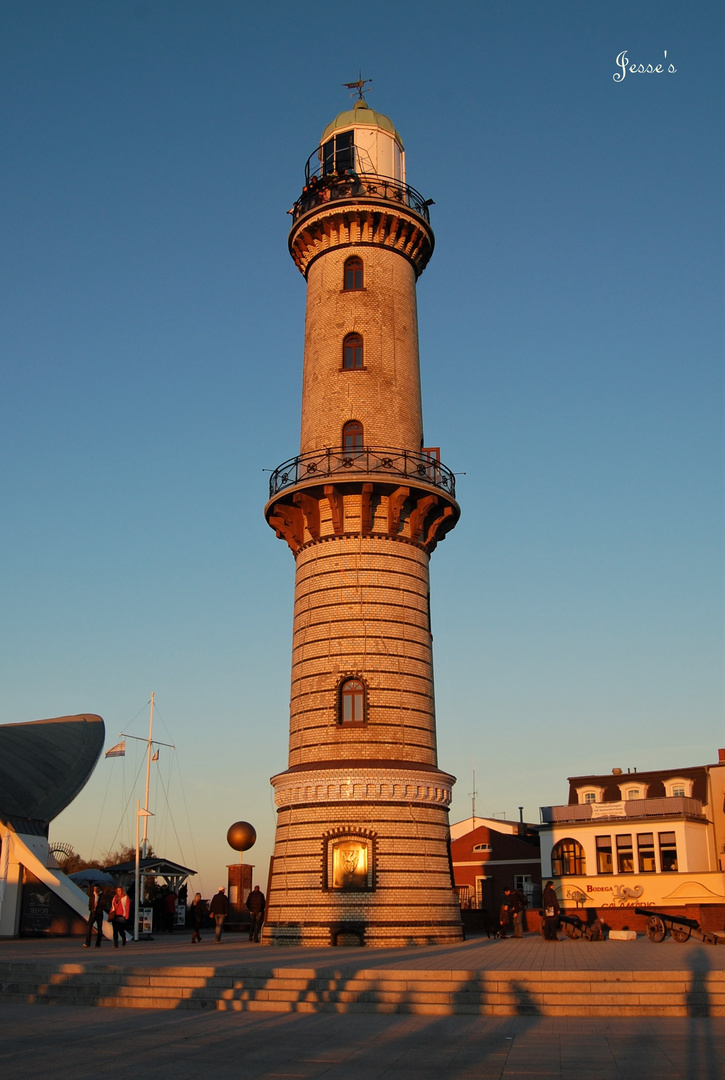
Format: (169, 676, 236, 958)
(289, 146, 432, 224)
(268, 446, 456, 500)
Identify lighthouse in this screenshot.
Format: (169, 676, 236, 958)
(263, 92, 463, 947)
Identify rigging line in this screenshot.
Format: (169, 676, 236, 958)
(150, 702, 175, 744)
(156, 761, 187, 869)
(89, 755, 115, 857)
(172, 749, 202, 887)
(102, 757, 147, 859)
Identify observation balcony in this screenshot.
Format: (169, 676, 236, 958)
(289, 147, 432, 225)
(540, 797, 706, 824)
(268, 446, 456, 501)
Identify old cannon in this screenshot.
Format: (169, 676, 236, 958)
(634, 907, 723, 945)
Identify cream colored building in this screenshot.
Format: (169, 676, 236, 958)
(262, 94, 462, 947)
(539, 755, 725, 929)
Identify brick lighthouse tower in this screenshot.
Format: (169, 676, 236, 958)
(263, 90, 462, 947)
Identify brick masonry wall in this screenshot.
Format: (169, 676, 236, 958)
(290, 533, 436, 769)
(300, 245, 424, 455)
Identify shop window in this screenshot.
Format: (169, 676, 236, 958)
(659, 831, 678, 871)
(339, 678, 365, 724)
(343, 333, 363, 369)
(551, 838, 586, 876)
(342, 420, 363, 454)
(637, 832, 656, 872)
(343, 257, 363, 291)
(596, 835, 613, 874)
(616, 834, 634, 873)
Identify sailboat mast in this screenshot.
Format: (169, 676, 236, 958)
(142, 691, 154, 857)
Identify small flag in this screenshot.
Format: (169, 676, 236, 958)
(105, 740, 126, 759)
(152, 750, 159, 762)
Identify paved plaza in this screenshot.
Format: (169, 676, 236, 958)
(1, 1002, 724, 1079)
(2, 934, 725, 1077)
(1, 927, 724, 972)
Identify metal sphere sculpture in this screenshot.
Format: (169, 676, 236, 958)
(227, 821, 256, 852)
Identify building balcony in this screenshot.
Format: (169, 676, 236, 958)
(540, 796, 706, 824)
(290, 171, 432, 225)
(268, 446, 457, 501)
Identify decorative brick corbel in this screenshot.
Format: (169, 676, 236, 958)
(324, 485, 344, 535)
(293, 492, 321, 541)
(387, 487, 410, 537)
(360, 483, 374, 534)
(269, 504, 305, 552)
(425, 506, 455, 551)
(409, 494, 438, 543)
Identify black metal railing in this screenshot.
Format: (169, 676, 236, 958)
(268, 446, 456, 500)
(291, 169, 431, 224)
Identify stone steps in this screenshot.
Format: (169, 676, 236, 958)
(0, 963, 722, 1016)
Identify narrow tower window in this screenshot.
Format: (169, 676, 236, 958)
(343, 257, 364, 291)
(342, 420, 363, 455)
(343, 333, 364, 369)
(340, 678, 365, 724)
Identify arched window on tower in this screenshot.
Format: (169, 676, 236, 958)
(343, 257, 364, 291)
(339, 678, 365, 724)
(551, 838, 586, 876)
(342, 420, 363, 455)
(343, 333, 364, 369)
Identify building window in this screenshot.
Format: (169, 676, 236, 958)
(551, 838, 586, 876)
(638, 832, 656, 872)
(665, 777, 693, 798)
(343, 333, 364, 370)
(596, 835, 613, 874)
(344, 257, 363, 291)
(627, 789, 641, 800)
(342, 420, 363, 454)
(473, 843, 491, 852)
(616, 834, 634, 873)
(323, 130, 354, 176)
(339, 678, 365, 724)
(659, 831, 678, 871)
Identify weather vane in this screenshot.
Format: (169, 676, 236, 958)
(342, 72, 372, 101)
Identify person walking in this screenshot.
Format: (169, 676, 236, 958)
(190, 892, 208, 943)
(499, 888, 512, 939)
(246, 885, 266, 942)
(542, 880, 560, 941)
(109, 886, 131, 948)
(84, 885, 105, 948)
(511, 887, 528, 938)
(209, 886, 228, 943)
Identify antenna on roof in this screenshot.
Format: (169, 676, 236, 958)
(342, 72, 372, 101)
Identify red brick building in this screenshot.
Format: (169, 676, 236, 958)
(450, 816, 542, 925)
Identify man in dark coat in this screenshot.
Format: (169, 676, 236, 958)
(246, 885, 266, 942)
(209, 887, 229, 943)
(542, 880, 560, 941)
(84, 885, 105, 948)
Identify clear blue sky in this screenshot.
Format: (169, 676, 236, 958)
(2, 1, 722, 896)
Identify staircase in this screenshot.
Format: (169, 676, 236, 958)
(1, 962, 723, 1016)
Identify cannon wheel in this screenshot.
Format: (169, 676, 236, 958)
(646, 915, 667, 943)
(671, 925, 691, 943)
